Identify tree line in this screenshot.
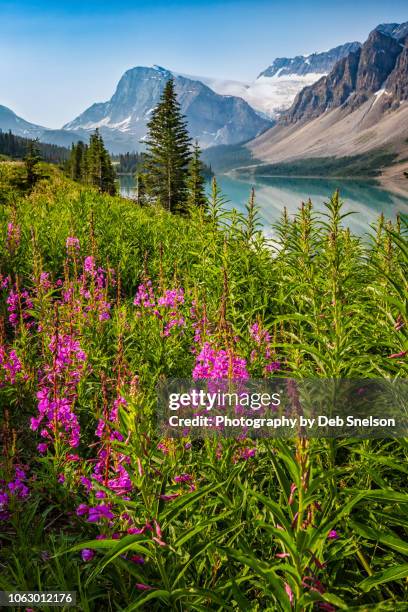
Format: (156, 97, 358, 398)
(2, 79, 211, 212)
(67, 130, 116, 195)
(0, 130, 70, 164)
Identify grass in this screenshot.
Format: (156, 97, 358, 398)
(0, 162, 407, 610)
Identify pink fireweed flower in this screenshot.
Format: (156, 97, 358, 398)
(39, 272, 52, 291)
(0, 274, 9, 291)
(173, 473, 193, 484)
(250, 321, 281, 376)
(134, 282, 186, 337)
(250, 322, 271, 345)
(233, 446, 256, 462)
(157, 441, 169, 454)
(135, 584, 153, 591)
(0, 346, 22, 386)
(66, 236, 80, 252)
(31, 333, 86, 450)
(76, 503, 89, 517)
(87, 504, 115, 523)
(6, 287, 34, 328)
(133, 281, 155, 309)
(81, 548, 95, 562)
(109, 395, 127, 422)
(192, 342, 249, 380)
(80, 477, 92, 491)
(84, 256, 95, 274)
(157, 288, 184, 308)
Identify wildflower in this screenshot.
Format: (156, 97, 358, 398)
(80, 476, 92, 491)
(81, 548, 95, 562)
(87, 504, 115, 523)
(0, 345, 22, 386)
(135, 583, 153, 591)
(57, 474, 65, 484)
(39, 272, 52, 291)
(76, 503, 89, 517)
(174, 473, 193, 484)
(327, 529, 339, 540)
(66, 236, 80, 251)
(84, 256, 95, 274)
(192, 342, 249, 380)
(37, 443, 48, 454)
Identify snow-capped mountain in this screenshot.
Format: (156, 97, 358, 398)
(246, 22, 408, 168)
(63, 66, 272, 152)
(258, 42, 361, 78)
(194, 42, 362, 118)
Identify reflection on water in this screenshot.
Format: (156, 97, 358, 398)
(118, 174, 408, 236)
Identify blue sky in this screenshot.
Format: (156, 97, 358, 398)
(1, 0, 407, 127)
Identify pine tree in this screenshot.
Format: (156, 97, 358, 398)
(86, 129, 116, 195)
(142, 79, 192, 212)
(24, 139, 41, 189)
(69, 141, 86, 181)
(186, 141, 207, 209)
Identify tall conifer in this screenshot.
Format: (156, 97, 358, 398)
(86, 129, 116, 195)
(142, 79, 191, 212)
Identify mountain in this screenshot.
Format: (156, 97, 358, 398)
(63, 66, 272, 153)
(0, 105, 46, 139)
(0, 105, 87, 148)
(195, 42, 361, 118)
(243, 22, 408, 177)
(257, 42, 361, 78)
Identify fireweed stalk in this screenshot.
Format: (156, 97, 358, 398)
(30, 310, 87, 459)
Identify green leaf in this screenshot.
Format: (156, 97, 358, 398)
(359, 564, 408, 592)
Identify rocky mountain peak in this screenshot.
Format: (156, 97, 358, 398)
(258, 42, 361, 79)
(280, 22, 407, 125)
(63, 67, 272, 152)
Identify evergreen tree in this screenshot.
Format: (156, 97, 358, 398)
(142, 79, 192, 212)
(86, 129, 116, 195)
(69, 141, 86, 181)
(186, 141, 207, 209)
(24, 139, 41, 189)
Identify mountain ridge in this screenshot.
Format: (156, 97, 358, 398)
(242, 21, 408, 176)
(63, 66, 272, 152)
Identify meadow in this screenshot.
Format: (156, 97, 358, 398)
(0, 161, 407, 611)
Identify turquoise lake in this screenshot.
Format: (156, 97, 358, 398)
(119, 174, 408, 236)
